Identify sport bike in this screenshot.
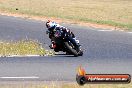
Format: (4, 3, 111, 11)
(46, 29, 83, 57)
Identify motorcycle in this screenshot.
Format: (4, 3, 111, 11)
(46, 29, 83, 57)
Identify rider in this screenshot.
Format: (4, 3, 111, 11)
(46, 20, 78, 49)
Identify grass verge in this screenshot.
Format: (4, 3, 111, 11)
(0, 0, 132, 30)
(0, 40, 54, 56)
(0, 82, 131, 88)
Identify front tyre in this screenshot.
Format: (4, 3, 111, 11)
(78, 50, 83, 56)
(64, 42, 78, 57)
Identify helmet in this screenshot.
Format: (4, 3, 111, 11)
(46, 20, 56, 29)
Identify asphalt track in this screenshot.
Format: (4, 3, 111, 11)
(0, 15, 132, 81)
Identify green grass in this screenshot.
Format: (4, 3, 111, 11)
(0, 0, 132, 30)
(0, 40, 54, 56)
(0, 82, 131, 88)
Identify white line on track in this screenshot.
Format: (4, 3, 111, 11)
(0, 76, 39, 79)
(97, 30, 113, 32)
(0, 55, 42, 57)
(127, 32, 132, 34)
(8, 55, 40, 57)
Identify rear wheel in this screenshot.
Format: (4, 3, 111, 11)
(64, 42, 78, 57)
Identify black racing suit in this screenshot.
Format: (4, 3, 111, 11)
(47, 26, 77, 49)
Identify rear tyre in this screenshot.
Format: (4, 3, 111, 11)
(64, 42, 78, 57)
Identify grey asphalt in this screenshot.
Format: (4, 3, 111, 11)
(0, 15, 132, 81)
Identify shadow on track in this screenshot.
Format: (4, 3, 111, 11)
(54, 54, 76, 57)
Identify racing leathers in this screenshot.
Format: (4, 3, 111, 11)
(47, 25, 78, 49)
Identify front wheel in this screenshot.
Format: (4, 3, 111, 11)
(78, 50, 83, 56)
(64, 42, 78, 57)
